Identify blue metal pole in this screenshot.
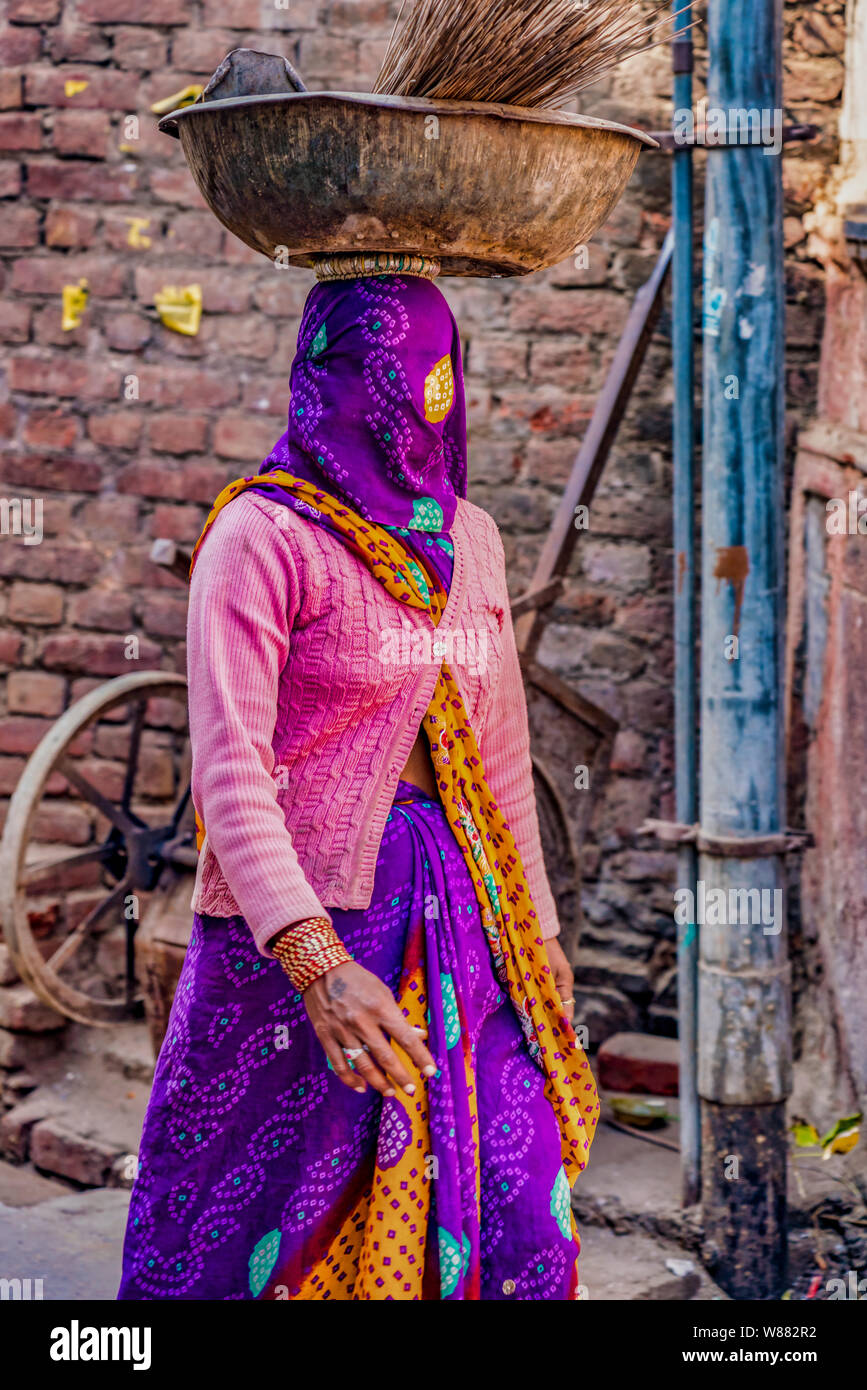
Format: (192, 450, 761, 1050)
(700, 0, 790, 1297)
(671, 2, 699, 1210)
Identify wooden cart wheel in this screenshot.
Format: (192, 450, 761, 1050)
(0, 671, 195, 1026)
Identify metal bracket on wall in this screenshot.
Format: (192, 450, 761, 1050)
(638, 818, 814, 857)
(644, 123, 820, 153)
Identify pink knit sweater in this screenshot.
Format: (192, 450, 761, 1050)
(187, 491, 561, 956)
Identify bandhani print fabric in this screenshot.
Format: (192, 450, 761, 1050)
(263, 274, 467, 530)
(119, 782, 585, 1300)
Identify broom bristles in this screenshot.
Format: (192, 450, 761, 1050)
(374, 0, 692, 110)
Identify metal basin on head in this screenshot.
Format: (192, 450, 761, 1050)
(159, 91, 656, 277)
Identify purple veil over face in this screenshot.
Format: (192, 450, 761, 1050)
(263, 275, 468, 532)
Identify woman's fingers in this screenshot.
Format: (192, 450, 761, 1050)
(337, 1027, 398, 1098)
(319, 1029, 367, 1095)
(356, 1019, 417, 1096)
(369, 992, 437, 1078)
(390, 1019, 437, 1079)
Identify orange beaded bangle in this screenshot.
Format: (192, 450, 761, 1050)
(271, 916, 352, 993)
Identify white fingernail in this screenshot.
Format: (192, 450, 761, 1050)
(404, 1084, 416, 1096)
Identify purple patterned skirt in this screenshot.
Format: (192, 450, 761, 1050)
(118, 781, 578, 1300)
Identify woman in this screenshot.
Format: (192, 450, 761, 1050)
(118, 266, 598, 1301)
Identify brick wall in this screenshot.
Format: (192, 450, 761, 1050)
(0, 1, 846, 1050)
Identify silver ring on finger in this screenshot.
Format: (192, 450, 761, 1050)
(343, 1046, 365, 1061)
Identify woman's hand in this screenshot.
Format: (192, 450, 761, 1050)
(304, 961, 437, 1098)
(544, 937, 575, 1023)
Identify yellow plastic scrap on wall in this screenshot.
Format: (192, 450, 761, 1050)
(126, 217, 152, 250)
(64, 79, 89, 97)
(62, 279, 89, 331)
(150, 85, 203, 116)
(154, 284, 202, 336)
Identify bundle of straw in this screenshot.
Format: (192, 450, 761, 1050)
(374, 0, 684, 109)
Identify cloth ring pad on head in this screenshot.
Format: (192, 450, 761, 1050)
(314, 252, 441, 282)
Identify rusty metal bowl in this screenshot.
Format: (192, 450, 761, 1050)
(159, 91, 655, 277)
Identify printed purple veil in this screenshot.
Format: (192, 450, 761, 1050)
(263, 275, 468, 532)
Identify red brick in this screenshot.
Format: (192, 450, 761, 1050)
(495, 390, 595, 438)
(241, 377, 290, 415)
(597, 1032, 680, 1097)
(0, 162, 22, 197)
(7, 669, 66, 716)
(9, 353, 119, 400)
(7, 581, 64, 625)
(0, 715, 58, 753)
(25, 67, 141, 110)
(0, 302, 31, 342)
(27, 159, 138, 201)
(529, 339, 600, 389)
(0, 112, 42, 151)
(0, 403, 17, 437)
(117, 459, 229, 502)
(23, 409, 80, 451)
(148, 163, 207, 209)
(51, 109, 110, 158)
(0, 542, 101, 585)
(201, 0, 319, 26)
(30, 1118, 118, 1186)
(141, 595, 188, 638)
(253, 276, 310, 318)
(357, 37, 390, 84)
(44, 204, 100, 248)
(104, 311, 151, 352)
(86, 410, 143, 450)
(0, 453, 103, 492)
(0, 72, 23, 110)
(40, 496, 76, 535)
(79, 495, 140, 531)
(214, 314, 276, 359)
(45, 23, 111, 63)
(329, 0, 393, 26)
(298, 34, 358, 79)
(147, 412, 209, 455)
(163, 210, 223, 258)
(68, 589, 134, 631)
(12, 253, 126, 297)
(31, 800, 93, 844)
(168, 27, 234, 71)
(0, 28, 41, 65)
(8, 0, 61, 19)
(135, 364, 238, 409)
(148, 502, 205, 542)
(112, 27, 168, 69)
(78, 0, 191, 21)
(214, 412, 282, 462)
(0, 205, 39, 247)
(509, 288, 629, 336)
(39, 632, 163, 676)
(220, 232, 261, 266)
(0, 632, 24, 667)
